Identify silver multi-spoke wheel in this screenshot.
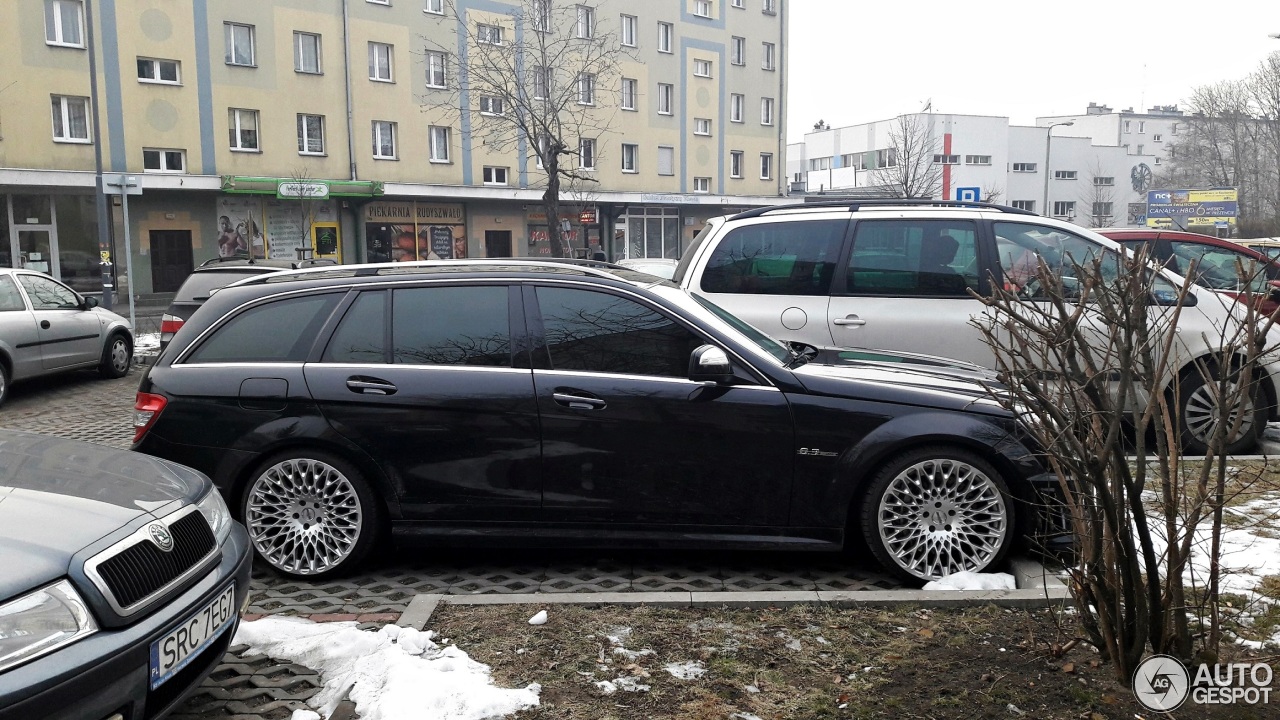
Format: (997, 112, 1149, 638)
(876, 457, 1009, 580)
(109, 337, 130, 374)
(246, 457, 364, 576)
(1183, 381, 1254, 448)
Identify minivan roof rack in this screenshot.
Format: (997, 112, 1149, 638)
(237, 258, 633, 286)
(728, 199, 1037, 222)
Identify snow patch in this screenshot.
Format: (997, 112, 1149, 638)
(232, 617, 540, 720)
(134, 332, 160, 352)
(663, 661, 706, 680)
(527, 610, 548, 625)
(922, 571, 1016, 591)
(291, 711, 321, 720)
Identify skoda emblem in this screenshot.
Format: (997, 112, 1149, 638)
(148, 523, 174, 552)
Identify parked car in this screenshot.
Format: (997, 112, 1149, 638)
(1099, 228, 1280, 316)
(0, 268, 133, 406)
(617, 257, 679, 280)
(1239, 238, 1280, 262)
(0, 430, 251, 720)
(131, 260, 1060, 583)
(671, 200, 1280, 455)
(159, 257, 336, 351)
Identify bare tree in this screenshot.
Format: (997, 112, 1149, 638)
(1081, 159, 1117, 228)
(871, 114, 943, 199)
(421, 0, 630, 257)
(287, 167, 324, 260)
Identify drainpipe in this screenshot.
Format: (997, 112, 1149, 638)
(776, 3, 787, 197)
(343, 0, 358, 181)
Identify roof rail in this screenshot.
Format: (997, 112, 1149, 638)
(197, 255, 260, 268)
(237, 258, 631, 286)
(728, 199, 1037, 222)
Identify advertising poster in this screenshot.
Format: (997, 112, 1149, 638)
(216, 196, 266, 258)
(365, 202, 466, 262)
(218, 196, 339, 260)
(1146, 188, 1239, 228)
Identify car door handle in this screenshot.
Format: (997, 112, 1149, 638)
(346, 376, 397, 395)
(833, 315, 866, 326)
(40, 320, 50, 329)
(553, 392, 607, 410)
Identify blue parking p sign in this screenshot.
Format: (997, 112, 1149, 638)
(956, 187, 980, 203)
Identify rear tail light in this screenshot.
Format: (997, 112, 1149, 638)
(133, 392, 168, 444)
(159, 314, 184, 336)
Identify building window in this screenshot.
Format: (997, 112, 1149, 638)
(477, 23, 503, 45)
(225, 23, 255, 66)
(531, 0, 551, 30)
(694, 59, 712, 78)
(577, 73, 595, 105)
(1093, 176, 1114, 186)
(297, 114, 325, 154)
(658, 145, 674, 176)
(1124, 120, 1131, 133)
(1138, 121, 1145, 133)
(483, 166, 508, 185)
(657, 83, 674, 115)
(579, 138, 596, 170)
(965, 155, 991, 165)
(933, 154, 960, 164)
(367, 0, 390, 5)
(695, 0, 713, 17)
(1052, 201, 1076, 217)
(695, 118, 711, 136)
(137, 57, 181, 84)
(732, 0, 744, 6)
(430, 126, 451, 162)
(761, 42, 775, 71)
(620, 14, 636, 46)
(1137, 144, 1144, 155)
(693, 176, 711, 193)
(621, 78, 637, 111)
(368, 42, 394, 81)
(1092, 202, 1113, 217)
(45, 0, 84, 47)
(1171, 122, 1178, 135)
(876, 148, 897, 168)
(1153, 133, 1163, 142)
(294, 33, 322, 74)
(730, 93, 744, 123)
(621, 143, 638, 172)
(731, 36, 745, 65)
(808, 157, 830, 171)
(730, 150, 743, 178)
(1012, 162, 1037, 172)
(761, 97, 774, 126)
(532, 65, 549, 99)
(657, 22, 673, 53)
(426, 51, 447, 88)
(762, 0, 777, 13)
(1053, 170, 1077, 180)
(479, 95, 504, 115)
(576, 5, 594, 38)
(228, 108, 259, 151)
(372, 120, 396, 159)
(760, 153, 773, 180)
(1011, 200, 1035, 212)
(50, 95, 90, 142)
(425, 0, 444, 13)
(142, 148, 185, 173)
(841, 153, 867, 170)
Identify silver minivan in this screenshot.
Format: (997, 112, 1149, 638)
(0, 268, 133, 405)
(673, 201, 1280, 453)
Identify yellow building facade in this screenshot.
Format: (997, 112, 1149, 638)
(0, 0, 787, 294)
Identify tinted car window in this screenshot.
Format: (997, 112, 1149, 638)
(186, 294, 340, 363)
(18, 274, 79, 310)
(846, 220, 979, 296)
(994, 222, 1118, 297)
(175, 270, 273, 302)
(391, 286, 510, 366)
(324, 291, 387, 363)
(1167, 241, 1274, 293)
(0, 276, 26, 311)
(699, 219, 845, 296)
(536, 287, 703, 377)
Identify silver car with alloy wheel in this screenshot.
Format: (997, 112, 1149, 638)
(0, 268, 133, 405)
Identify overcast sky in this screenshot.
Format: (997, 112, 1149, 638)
(785, 0, 1280, 142)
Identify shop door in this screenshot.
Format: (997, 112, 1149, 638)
(17, 230, 54, 274)
(150, 230, 194, 293)
(485, 230, 512, 258)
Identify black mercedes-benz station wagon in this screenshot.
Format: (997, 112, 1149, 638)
(131, 260, 1059, 583)
(0, 432, 251, 720)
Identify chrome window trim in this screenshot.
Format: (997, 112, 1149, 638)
(533, 368, 781, 390)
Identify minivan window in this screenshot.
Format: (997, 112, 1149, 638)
(185, 294, 341, 363)
(392, 286, 510, 366)
(845, 220, 979, 296)
(536, 286, 702, 377)
(323, 291, 387, 363)
(0, 276, 26, 311)
(699, 219, 845, 296)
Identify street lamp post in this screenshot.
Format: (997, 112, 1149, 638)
(1042, 121, 1074, 217)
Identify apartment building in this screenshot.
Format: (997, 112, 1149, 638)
(786, 112, 1160, 229)
(0, 0, 787, 295)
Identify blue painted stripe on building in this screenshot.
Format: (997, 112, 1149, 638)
(455, 0, 526, 187)
(680, 6, 726, 29)
(680, 38, 726, 195)
(99, 0, 125, 171)
(192, 0, 216, 175)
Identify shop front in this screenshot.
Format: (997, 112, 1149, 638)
(218, 176, 384, 264)
(364, 200, 467, 263)
(1, 192, 101, 293)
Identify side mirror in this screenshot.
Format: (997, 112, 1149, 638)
(1149, 289, 1197, 307)
(83, 295, 99, 309)
(689, 344, 734, 385)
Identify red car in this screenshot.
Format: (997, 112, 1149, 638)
(1100, 229, 1280, 316)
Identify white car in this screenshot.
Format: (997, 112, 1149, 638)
(617, 257, 678, 280)
(672, 200, 1280, 453)
(0, 268, 133, 405)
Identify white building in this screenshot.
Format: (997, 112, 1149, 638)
(786, 111, 1162, 228)
(1039, 102, 1184, 165)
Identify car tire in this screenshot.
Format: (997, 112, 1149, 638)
(98, 332, 132, 378)
(240, 450, 382, 579)
(0, 361, 9, 407)
(859, 446, 1015, 583)
(1177, 369, 1266, 456)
